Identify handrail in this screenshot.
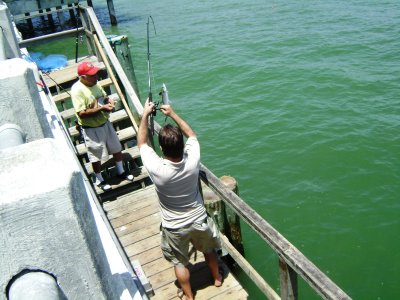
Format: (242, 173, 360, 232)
(84, 6, 143, 116)
(199, 164, 351, 300)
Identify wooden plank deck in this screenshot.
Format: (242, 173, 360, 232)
(103, 185, 248, 299)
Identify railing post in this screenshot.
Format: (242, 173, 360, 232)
(279, 257, 298, 300)
(220, 175, 244, 255)
(202, 175, 244, 255)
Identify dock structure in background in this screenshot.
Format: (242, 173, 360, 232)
(3, 0, 118, 32)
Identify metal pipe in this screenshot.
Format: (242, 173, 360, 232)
(0, 123, 26, 149)
(8, 270, 67, 300)
(18, 27, 84, 47)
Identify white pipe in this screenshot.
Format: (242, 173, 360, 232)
(0, 123, 26, 149)
(8, 271, 67, 300)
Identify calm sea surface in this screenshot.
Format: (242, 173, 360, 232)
(32, 0, 399, 299)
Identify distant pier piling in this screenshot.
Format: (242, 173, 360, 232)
(107, 0, 117, 25)
(5, 0, 118, 34)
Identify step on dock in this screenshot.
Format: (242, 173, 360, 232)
(103, 186, 249, 299)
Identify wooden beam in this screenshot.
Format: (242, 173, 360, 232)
(199, 164, 351, 300)
(279, 257, 298, 300)
(92, 33, 139, 133)
(85, 7, 143, 116)
(19, 28, 84, 47)
(220, 235, 280, 300)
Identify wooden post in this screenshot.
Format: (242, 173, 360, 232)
(56, 5, 66, 30)
(279, 257, 298, 300)
(24, 13, 34, 32)
(46, 8, 55, 30)
(108, 35, 141, 104)
(220, 175, 244, 255)
(202, 175, 244, 255)
(202, 181, 226, 234)
(68, 4, 77, 24)
(107, 0, 117, 25)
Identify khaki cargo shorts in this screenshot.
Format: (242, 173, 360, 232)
(82, 121, 122, 163)
(161, 216, 221, 267)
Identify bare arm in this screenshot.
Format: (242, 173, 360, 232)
(137, 99, 155, 148)
(160, 105, 196, 138)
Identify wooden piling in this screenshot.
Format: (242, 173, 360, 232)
(24, 13, 34, 32)
(106, 0, 117, 25)
(203, 175, 244, 255)
(279, 257, 298, 300)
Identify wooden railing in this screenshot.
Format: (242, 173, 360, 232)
(199, 164, 351, 300)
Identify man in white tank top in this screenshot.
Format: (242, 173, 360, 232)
(138, 100, 223, 300)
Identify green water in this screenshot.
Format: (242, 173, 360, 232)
(30, 1, 399, 299)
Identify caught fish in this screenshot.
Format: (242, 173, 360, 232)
(160, 83, 171, 105)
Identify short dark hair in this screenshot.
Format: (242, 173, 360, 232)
(158, 124, 184, 159)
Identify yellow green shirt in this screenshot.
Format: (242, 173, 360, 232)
(71, 80, 109, 127)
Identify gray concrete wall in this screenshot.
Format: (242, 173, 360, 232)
(0, 138, 143, 300)
(0, 138, 108, 299)
(0, 58, 53, 141)
(0, 2, 20, 59)
(0, 10, 145, 300)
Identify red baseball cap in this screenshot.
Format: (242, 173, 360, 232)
(77, 62, 100, 76)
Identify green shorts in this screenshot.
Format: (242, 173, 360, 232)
(161, 216, 221, 267)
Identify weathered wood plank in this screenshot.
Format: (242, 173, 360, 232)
(104, 185, 156, 210)
(109, 202, 159, 229)
(141, 257, 171, 278)
(113, 212, 160, 239)
(124, 233, 161, 257)
(94, 167, 149, 195)
(129, 246, 163, 266)
(83, 146, 140, 173)
(119, 222, 160, 248)
(105, 192, 157, 220)
(200, 163, 350, 300)
(220, 234, 279, 300)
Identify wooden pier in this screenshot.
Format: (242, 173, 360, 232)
(103, 185, 248, 299)
(38, 30, 249, 299)
(10, 4, 352, 299)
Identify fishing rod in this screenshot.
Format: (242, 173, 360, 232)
(146, 16, 156, 136)
(146, 17, 172, 133)
(74, 7, 81, 63)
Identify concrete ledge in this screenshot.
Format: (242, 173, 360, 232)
(0, 58, 52, 141)
(0, 138, 142, 299)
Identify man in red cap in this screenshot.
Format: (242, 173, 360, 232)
(71, 61, 133, 191)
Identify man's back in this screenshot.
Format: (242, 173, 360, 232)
(140, 136, 207, 229)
